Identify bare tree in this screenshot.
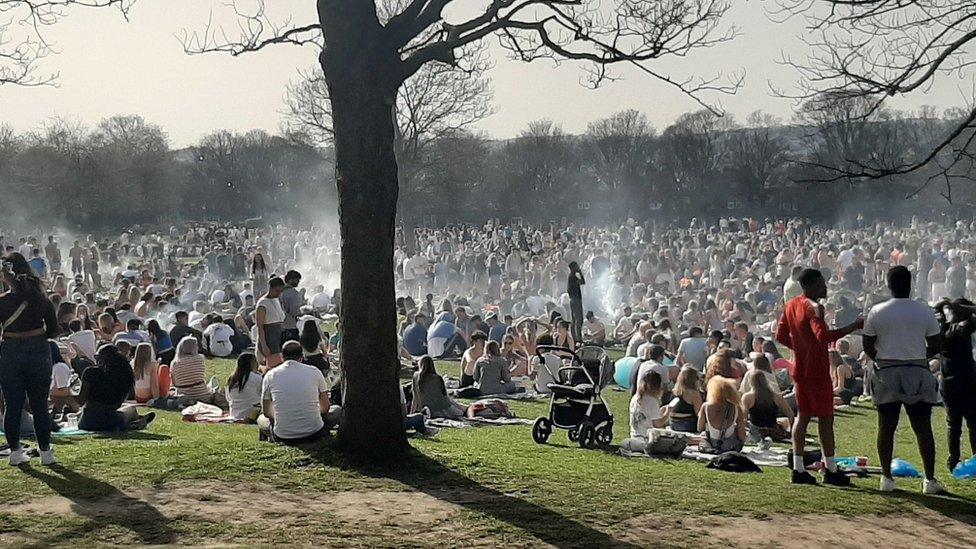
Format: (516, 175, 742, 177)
(182, 0, 740, 457)
(727, 111, 789, 200)
(776, 0, 976, 198)
(584, 109, 655, 194)
(661, 109, 736, 193)
(0, 0, 134, 86)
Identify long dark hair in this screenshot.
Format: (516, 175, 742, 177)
(2, 253, 45, 297)
(251, 253, 266, 274)
(96, 344, 135, 387)
(227, 352, 256, 393)
(299, 320, 322, 354)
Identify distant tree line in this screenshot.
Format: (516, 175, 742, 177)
(0, 101, 972, 231)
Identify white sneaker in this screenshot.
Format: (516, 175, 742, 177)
(8, 449, 31, 466)
(880, 476, 896, 492)
(923, 478, 947, 495)
(39, 447, 56, 466)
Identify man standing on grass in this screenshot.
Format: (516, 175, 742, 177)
(863, 266, 946, 495)
(776, 268, 863, 486)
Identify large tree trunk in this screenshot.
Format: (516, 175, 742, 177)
(320, 1, 408, 457)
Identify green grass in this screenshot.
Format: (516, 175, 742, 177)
(1, 353, 975, 546)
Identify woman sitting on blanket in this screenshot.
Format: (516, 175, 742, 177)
(741, 370, 794, 442)
(171, 336, 228, 408)
(131, 342, 161, 404)
(225, 352, 263, 422)
(698, 376, 746, 453)
(668, 367, 702, 433)
(78, 345, 156, 432)
(410, 356, 466, 419)
(473, 341, 522, 396)
(621, 370, 671, 452)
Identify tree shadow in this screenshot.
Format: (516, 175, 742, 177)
(19, 464, 177, 546)
(299, 441, 637, 548)
(884, 487, 976, 522)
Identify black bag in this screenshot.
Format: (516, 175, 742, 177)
(706, 451, 762, 473)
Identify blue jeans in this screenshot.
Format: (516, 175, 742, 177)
(0, 337, 53, 451)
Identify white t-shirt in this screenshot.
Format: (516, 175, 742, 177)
(50, 362, 74, 391)
(863, 298, 940, 362)
(311, 292, 331, 311)
(629, 393, 662, 438)
(676, 337, 709, 372)
(636, 360, 673, 392)
(256, 296, 286, 324)
(261, 360, 328, 439)
(204, 322, 235, 357)
(226, 371, 263, 420)
(68, 330, 97, 360)
(210, 290, 227, 303)
(532, 353, 563, 394)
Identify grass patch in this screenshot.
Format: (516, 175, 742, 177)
(1, 353, 975, 546)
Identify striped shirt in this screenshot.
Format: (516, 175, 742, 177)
(171, 354, 211, 400)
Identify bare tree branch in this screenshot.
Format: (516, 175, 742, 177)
(0, 0, 133, 86)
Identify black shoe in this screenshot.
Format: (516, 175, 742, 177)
(948, 456, 960, 475)
(823, 469, 852, 487)
(792, 470, 818, 485)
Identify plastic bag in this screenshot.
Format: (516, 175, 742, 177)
(891, 458, 922, 478)
(952, 456, 976, 480)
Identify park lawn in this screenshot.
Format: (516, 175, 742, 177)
(1, 354, 975, 547)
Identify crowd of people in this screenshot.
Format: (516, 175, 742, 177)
(0, 216, 973, 495)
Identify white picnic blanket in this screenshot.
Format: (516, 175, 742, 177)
(427, 417, 534, 429)
(620, 444, 791, 468)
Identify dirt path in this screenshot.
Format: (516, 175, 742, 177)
(1, 481, 974, 547)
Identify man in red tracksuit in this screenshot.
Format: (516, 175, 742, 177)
(776, 269, 863, 486)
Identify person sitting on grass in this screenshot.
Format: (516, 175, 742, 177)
(471, 340, 522, 396)
(698, 376, 746, 454)
(298, 318, 331, 375)
(171, 336, 227, 408)
(131, 342, 161, 404)
(78, 345, 156, 432)
(501, 333, 529, 376)
(225, 352, 263, 422)
(258, 341, 340, 444)
(830, 350, 859, 406)
(741, 370, 794, 442)
(410, 356, 467, 419)
(49, 342, 80, 417)
(621, 370, 670, 453)
(531, 333, 561, 394)
(668, 367, 702, 433)
(459, 331, 488, 388)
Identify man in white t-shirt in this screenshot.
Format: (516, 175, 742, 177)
(258, 342, 340, 443)
(204, 319, 235, 358)
(50, 350, 79, 415)
(634, 345, 674, 395)
(862, 266, 945, 495)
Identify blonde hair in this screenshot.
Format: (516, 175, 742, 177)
(705, 349, 733, 383)
(132, 342, 155, 380)
(706, 375, 740, 407)
(637, 370, 663, 401)
(674, 367, 700, 397)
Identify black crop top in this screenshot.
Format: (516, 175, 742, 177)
(0, 291, 59, 337)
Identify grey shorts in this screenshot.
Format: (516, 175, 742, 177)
(871, 364, 940, 407)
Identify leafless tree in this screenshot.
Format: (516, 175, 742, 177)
(776, 0, 976, 199)
(727, 111, 789, 199)
(661, 109, 736, 193)
(584, 109, 655, 193)
(182, 0, 741, 457)
(0, 0, 133, 86)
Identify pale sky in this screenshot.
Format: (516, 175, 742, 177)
(0, 0, 965, 147)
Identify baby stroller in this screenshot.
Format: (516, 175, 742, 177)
(532, 345, 614, 448)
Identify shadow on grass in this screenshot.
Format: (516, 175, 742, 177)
(300, 441, 636, 548)
(19, 464, 176, 546)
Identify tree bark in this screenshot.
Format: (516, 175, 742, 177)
(320, 1, 408, 457)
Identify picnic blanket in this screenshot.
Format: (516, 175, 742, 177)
(0, 427, 92, 439)
(472, 390, 549, 401)
(427, 417, 534, 429)
(180, 402, 244, 424)
(620, 444, 792, 468)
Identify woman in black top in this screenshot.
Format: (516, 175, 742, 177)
(567, 261, 585, 344)
(937, 299, 976, 472)
(78, 345, 155, 432)
(0, 253, 59, 465)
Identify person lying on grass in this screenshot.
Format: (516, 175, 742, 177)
(77, 345, 156, 433)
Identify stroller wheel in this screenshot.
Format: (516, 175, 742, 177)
(595, 425, 613, 446)
(568, 426, 580, 442)
(532, 417, 552, 444)
(578, 422, 596, 449)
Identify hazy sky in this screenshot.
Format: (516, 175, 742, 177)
(0, 0, 966, 147)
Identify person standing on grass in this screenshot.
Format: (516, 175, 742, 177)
(863, 266, 946, 495)
(776, 268, 863, 486)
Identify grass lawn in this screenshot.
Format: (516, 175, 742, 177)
(1, 352, 975, 547)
